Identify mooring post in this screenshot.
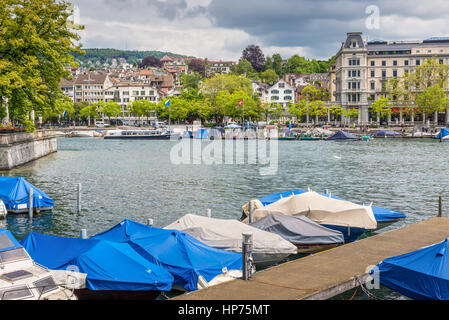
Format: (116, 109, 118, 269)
(438, 196, 443, 217)
(249, 201, 254, 224)
(206, 208, 211, 218)
(80, 229, 87, 239)
(242, 232, 253, 280)
(147, 218, 154, 226)
(77, 183, 82, 213)
(28, 188, 33, 220)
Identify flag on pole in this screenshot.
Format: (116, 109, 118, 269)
(165, 100, 171, 107)
(62, 110, 67, 117)
(238, 99, 244, 107)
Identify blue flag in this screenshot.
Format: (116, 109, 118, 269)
(62, 110, 67, 117)
(165, 100, 171, 107)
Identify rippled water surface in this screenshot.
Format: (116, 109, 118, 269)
(2, 136, 448, 300)
(2, 137, 449, 240)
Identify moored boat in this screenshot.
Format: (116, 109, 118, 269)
(0, 177, 54, 214)
(0, 229, 86, 300)
(104, 129, 177, 140)
(243, 189, 406, 231)
(164, 214, 298, 268)
(371, 238, 449, 300)
(242, 191, 378, 243)
(21, 232, 174, 300)
(249, 213, 345, 253)
(92, 219, 243, 292)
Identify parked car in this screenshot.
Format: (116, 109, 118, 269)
(95, 121, 109, 128)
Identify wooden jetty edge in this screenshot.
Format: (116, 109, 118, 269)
(172, 217, 449, 300)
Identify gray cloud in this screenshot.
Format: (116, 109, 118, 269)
(71, 0, 449, 60)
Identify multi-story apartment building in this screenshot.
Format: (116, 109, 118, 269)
(104, 82, 161, 118)
(74, 72, 113, 104)
(332, 32, 449, 124)
(267, 79, 296, 108)
(208, 60, 236, 74)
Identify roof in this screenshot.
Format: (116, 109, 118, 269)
(75, 72, 109, 85)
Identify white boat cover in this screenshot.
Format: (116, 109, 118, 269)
(245, 191, 377, 230)
(249, 213, 345, 245)
(164, 214, 297, 266)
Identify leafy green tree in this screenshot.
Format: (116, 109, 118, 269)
(416, 85, 449, 120)
(0, 0, 84, 131)
(231, 59, 255, 76)
(101, 101, 122, 125)
(260, 69, 279, 85)
(181, 72, 202, 90)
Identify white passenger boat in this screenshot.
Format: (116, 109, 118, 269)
(0, 200, 6, 220)
(0, 229, 86, 300)
(104, 129, 178, 140)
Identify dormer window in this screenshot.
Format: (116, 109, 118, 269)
(352, 41, 357, 48)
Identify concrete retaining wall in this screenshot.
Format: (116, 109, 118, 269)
(0, 131, 57, 170)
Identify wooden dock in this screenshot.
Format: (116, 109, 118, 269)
(172, 217, 449, 300)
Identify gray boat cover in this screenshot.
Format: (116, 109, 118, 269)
(249, 213, 344, 245)
(164, 214, 297, 265)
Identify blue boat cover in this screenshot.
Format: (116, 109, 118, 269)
(371, 130, 401, 137)
(435, 128, 449, 139)
(92, 220, 243, 291)
(372, 238, 449, 300)
(327, 130, 359, 140)
(195, 128, 209, 139)
(256, 190, 406, 223)
(0, 177, 54, 211)
(21, 232, 174, 291)
(0, 229, 24, 253)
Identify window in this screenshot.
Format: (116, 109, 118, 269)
(393, 60, 397, 66)
(393, 70, 398, 78)
(132, 91, 139, 95)
(284, 90, 292, 94)
(370, 82, 375, 90)
(439, 59, 444, 64)
(404, 60, 409, 66)
(271, 90, 279, 94)
(382, 61, 386, 66)
(416, 59, 421, 66)
(141, 91, 145, 96)
(284, 96, 292, 101)
(278, 83, 285, 88)
(370, 70, 375, 77)
(349, 58, 360, 66)
(370, 61, 375, 66)
(382, 70, 386, 78)
(271, 96, 279, 101)
(123, 91, 129, 95)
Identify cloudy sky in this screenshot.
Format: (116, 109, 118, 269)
(70, 0, 449, 61)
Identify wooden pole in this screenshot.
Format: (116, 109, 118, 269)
(439, 196, 443, 217)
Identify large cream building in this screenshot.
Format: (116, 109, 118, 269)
(332, 32, 449, 124)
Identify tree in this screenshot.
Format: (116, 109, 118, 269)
(416, 85, 449, 121)
(101, 101, 122, 125)
(181, 72, 201, 90)
(241, 45, 266, 72)
(0, 0, 84, 131)
(138, 55, 162, 69)
(260, 69, 279, 85)
(187, 58, 207, 77)
(371, 97, 391, 124)
(231, 59, 255, 76)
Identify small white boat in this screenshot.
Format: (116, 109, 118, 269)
(0, 200, 6, 220)
(0, 229, 86, 300)
(164, 214, 298, 268)
(68, 131, 95, 138)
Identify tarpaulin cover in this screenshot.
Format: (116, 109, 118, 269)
(372, 238, 449, 300)
(164, 214, 297, 266)
(327, 130, 359, 140)
(0, 229, 24, 253)
(435, 128, 449, 139)
(21, 232, 174, 291)
(0, 177, 54, 211)
(244, 189, 406, 223)
(195, 129, 209, 139)
(371, 130, 401, 137)
(247, 191, 377, 230)
(249, 213, 344, 245)
(92, 220, 242, 291)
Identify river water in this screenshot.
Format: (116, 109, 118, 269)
(1, 136, 448, 299)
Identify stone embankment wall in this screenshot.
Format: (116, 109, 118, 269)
(0, 131, 57, 170)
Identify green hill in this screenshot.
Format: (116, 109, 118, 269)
(72, 48, 195, 67)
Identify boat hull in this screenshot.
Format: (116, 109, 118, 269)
(6, 207, 53, 214)
(321, 225, 370, 243)
(104, 134, 173, 140)
(295, 243, 341, 254)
